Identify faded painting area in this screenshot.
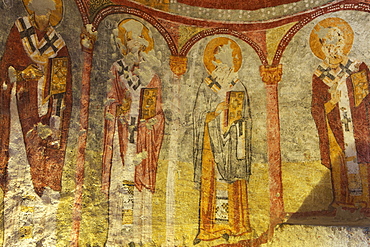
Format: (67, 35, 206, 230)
(0, 0, 81, 246)
(281, 11, 370, 218)
(0, 0, 369, 246)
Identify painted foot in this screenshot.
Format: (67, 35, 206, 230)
(193, 238, 201, 245)
(128, 242, 135, 247)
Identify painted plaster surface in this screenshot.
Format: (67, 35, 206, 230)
(132, 0, 335, 22)
(0, 0, 370, 246)
(262, 225, 370, 246)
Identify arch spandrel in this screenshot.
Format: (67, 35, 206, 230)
(2, 0, 370, 246)
(180, 28, 268, 66)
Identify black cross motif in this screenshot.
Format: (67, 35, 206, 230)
(128, 117, 137, 144)
(341, 111, 352, 132)
(39, 34, 59, 55)
(117, 61, 141, 90)
(207, 76, 222, 89)
(318, 65, 335, 81)
(339, 60, 353, 76)
(117, 60, 129, 77)
(131, 79, 141, 90)
(127, 79, 133, 87)
(19, 18, 36, 52)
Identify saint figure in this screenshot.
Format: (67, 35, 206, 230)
(0, 0, 72, 245)
(102, 19, 165, 246)
(193, 37, 252, 243)
(310, 18, 370, 208)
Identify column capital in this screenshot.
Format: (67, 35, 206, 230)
(80, 24, 98, 53)
(170, 55, 187, 76)
(259, 64, 283, 85)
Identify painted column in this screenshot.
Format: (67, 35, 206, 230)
(259, 64, 284, 232)
(165, 55, 187, 246)
(71, 26, 97, 247)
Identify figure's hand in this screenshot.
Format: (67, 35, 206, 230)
(138, 117, 158, 130)
(133, 151, 148, 165)
(328, 82, 341, 104)
(330, 90, 341, 104)
(145, 117, 158, 130)
(215, 101, 228, 116)
(36, 122, 53, 139)
(21, 64, 43, 80)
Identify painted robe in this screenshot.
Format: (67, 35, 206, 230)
(0, 16, 72, 246)
(0, 16, 72, 196)
(311, 59, 370, 207)
(102, 59, 165, 245)
(193, 77, 252, 241)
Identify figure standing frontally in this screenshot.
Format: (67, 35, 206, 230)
(0, 0, 72, 245)
(102, 18, 165, 246)
(310, 17, 370, 208)
(193, 37, 252, 243)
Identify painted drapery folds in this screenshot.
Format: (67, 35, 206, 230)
(310, 17, 370, 208)
(2, 0, 370, 246)
(0, 0, 71, 245)
(193, 37, 252, 243)
(102, 18, 165, 245)
(0, 0, 71, 197)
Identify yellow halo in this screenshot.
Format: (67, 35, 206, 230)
(203, 37, 242, 75)
(309, 17, 354, 60)
(22, 0, 63, 27)
(117, 19, 154, 55)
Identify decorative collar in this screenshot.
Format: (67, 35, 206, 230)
(314, 59, 360, 87)
(15, 16, 65, 66)
(115, 60, 142, 91)
(204, 75, 237, 93)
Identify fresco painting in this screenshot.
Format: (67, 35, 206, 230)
(0, 0, 72, 245)
(102, 18, 165, 246)
(0, 0, 370, 246)
(193, 37, 252, 244)
(310, 17, 370, 209)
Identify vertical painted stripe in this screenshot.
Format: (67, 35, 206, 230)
(165, 74, 181, 246)
(71, 49, 94, 247)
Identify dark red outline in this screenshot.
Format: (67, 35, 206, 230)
(179, 28, 268, 65)
(73, 0, 370, 64)
(272, 1, 370, 65)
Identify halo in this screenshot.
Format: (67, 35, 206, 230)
(22, 0, 63, 27)
(117, 18, 154, 55)
(203, 37, 242, 75)
(309, 17, 354, 60)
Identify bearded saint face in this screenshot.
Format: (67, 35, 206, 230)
(320, 27, 346, 66)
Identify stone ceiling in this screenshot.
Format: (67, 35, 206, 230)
(80, 0, 337, 25)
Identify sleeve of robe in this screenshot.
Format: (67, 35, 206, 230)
(0, 24, 36, 191)
(311, 74, 332, 169)
(347, 62, 370, 164)
(208, 83, 252, 182)
(0, 26, 18, 191)
(0, 24, 72, 192)
(241, 83, 252, 178)
(43, 45, 72, 192)
(101, 64, 122, 195)
(135, 74, 165, 193)
(192, 82, 210, 184)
